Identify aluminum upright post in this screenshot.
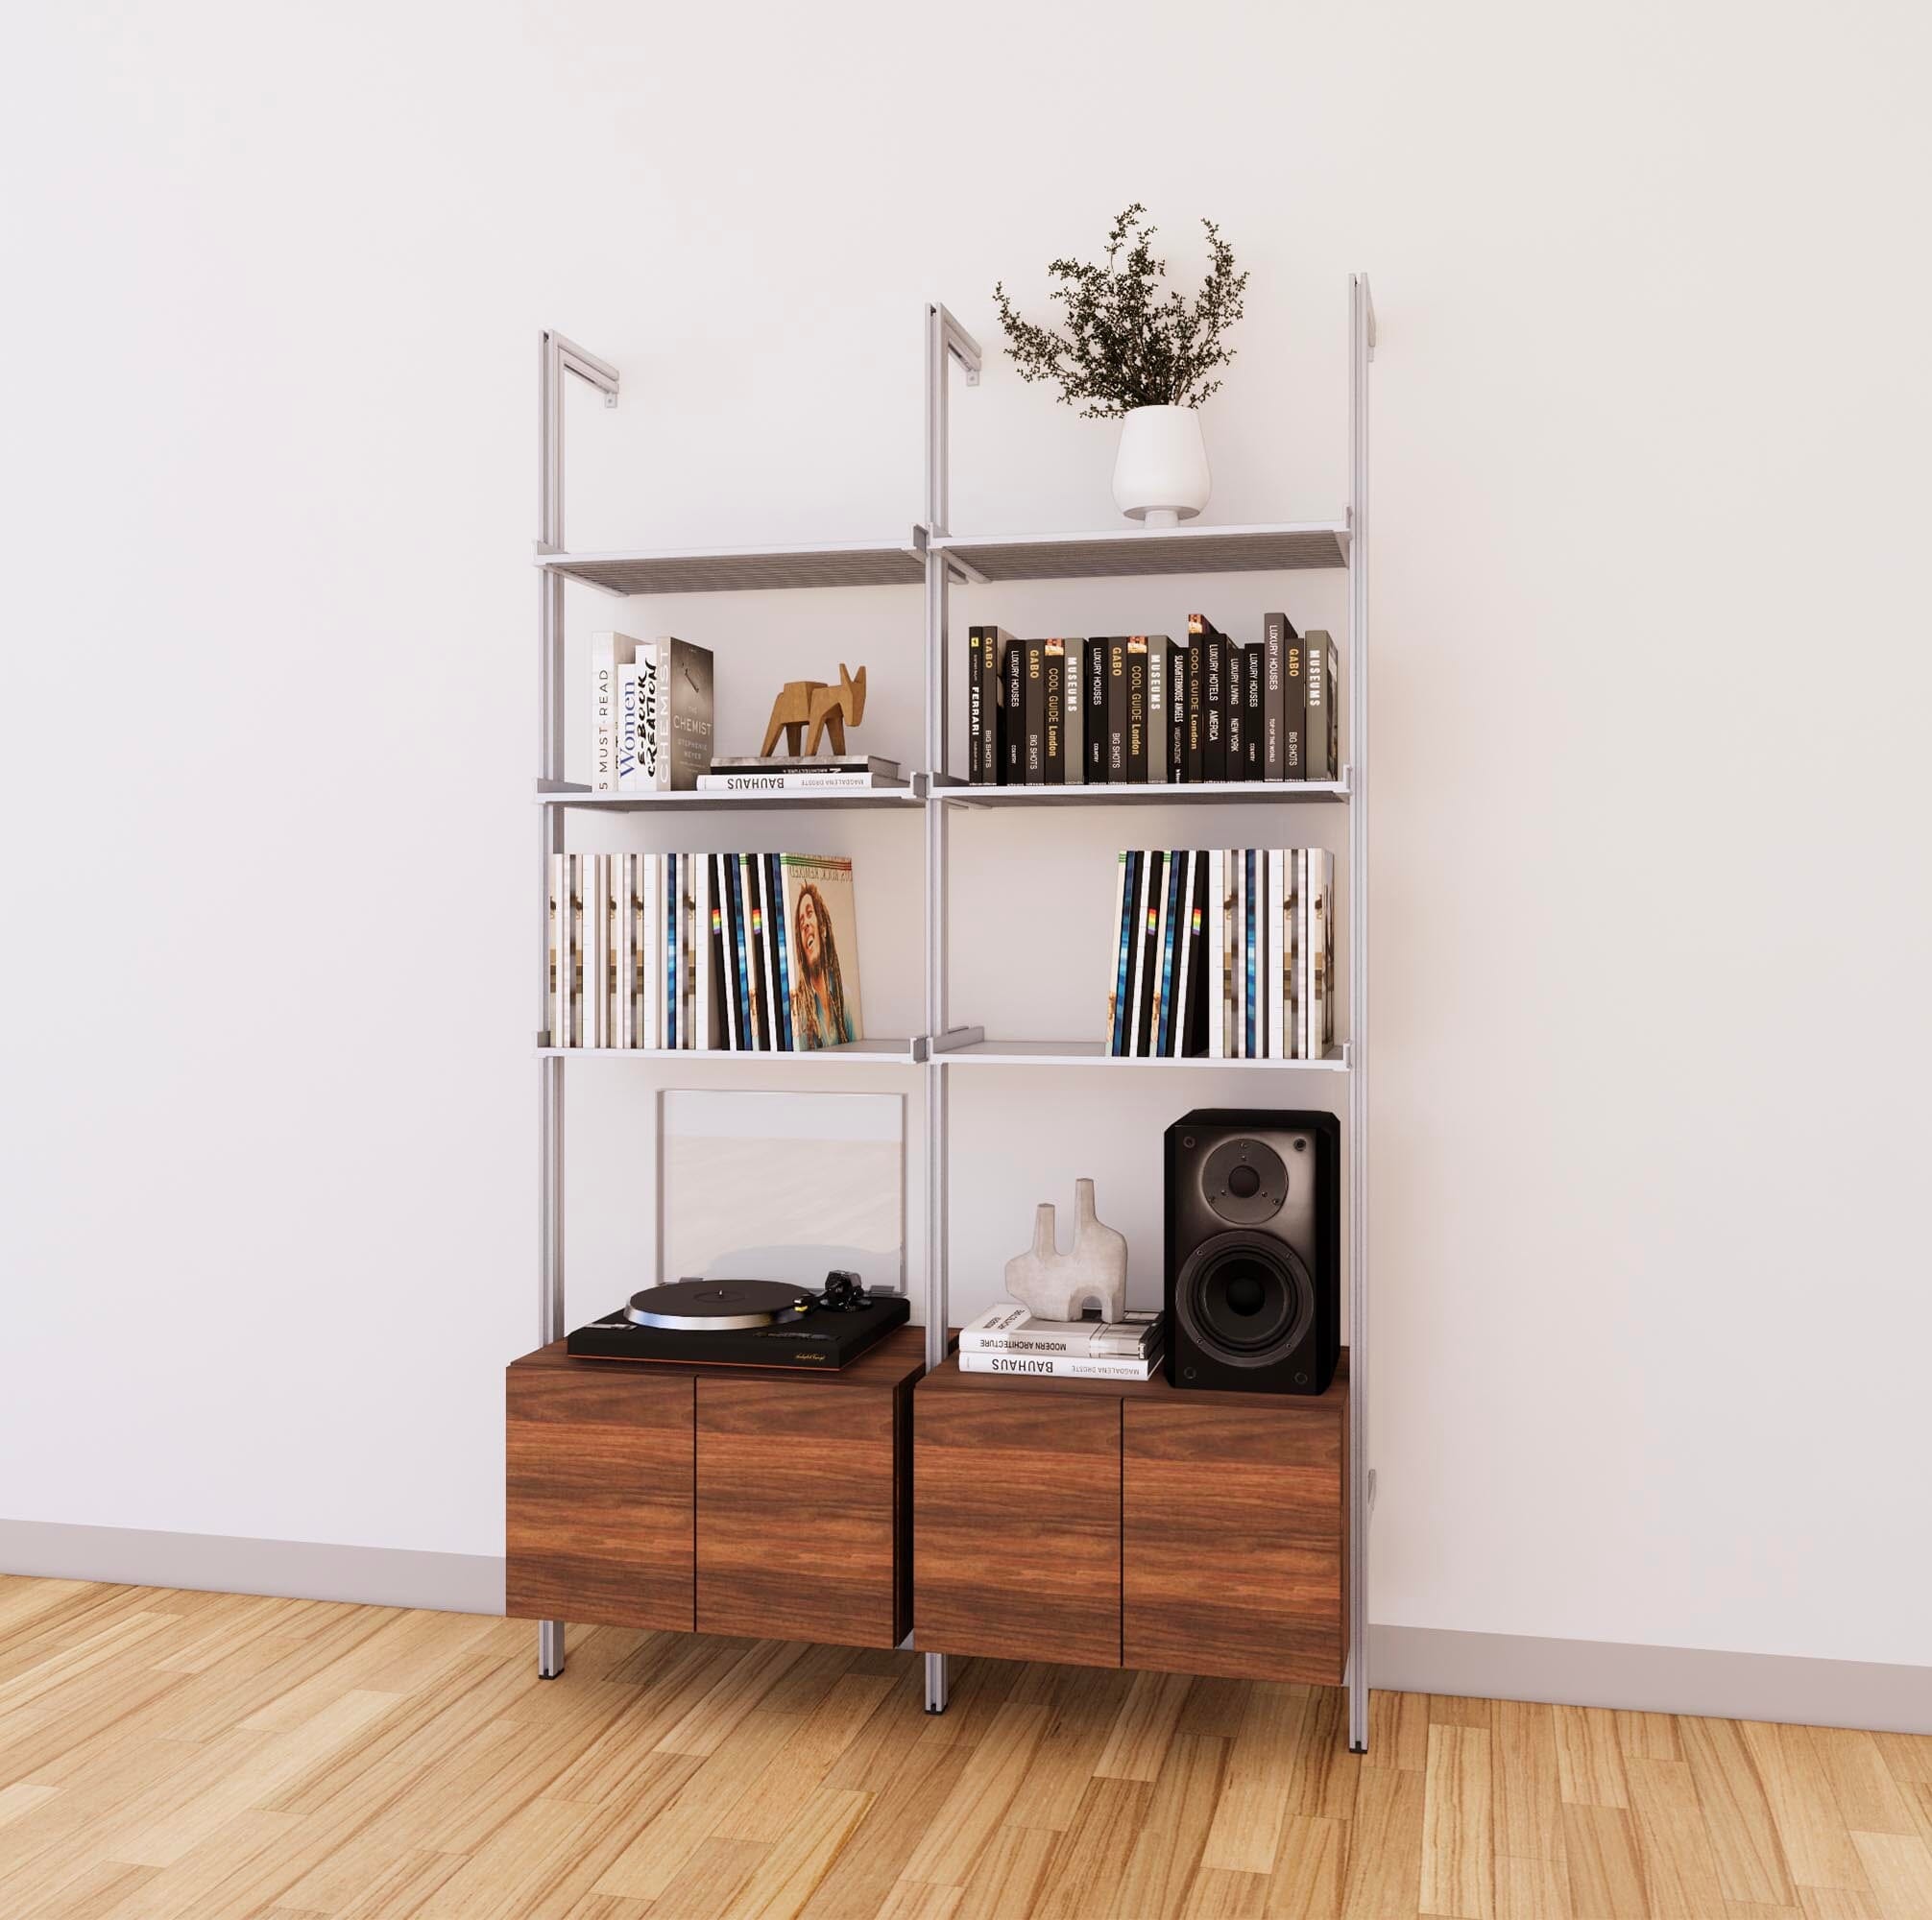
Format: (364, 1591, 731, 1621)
(536, 329, 618, 1681)
(921, 303, 978, 1715)
(1345, 276, 1374, 1750)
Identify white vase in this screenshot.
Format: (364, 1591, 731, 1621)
(1111, 405, 1211, 527)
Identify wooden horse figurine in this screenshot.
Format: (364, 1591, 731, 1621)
(760, 663, 867, 757)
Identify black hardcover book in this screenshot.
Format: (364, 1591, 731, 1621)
(1022, 637, 1046, 784)
(1042, 639, 1066, 784)
(1283, 627, 1308, 778)
(1145, 637, 1167, 785)
(1086, 635, 1108, 781)
(1201, 623, 1226, 781)
(1104, 637, 1128, 780)
(707, 853, 731, 1050)
(1062, 639, 1085, 786)
(1167, 641, 1186, 783)
(1155, 850, 1184, 1054)
(1305, 630, 1338, 781)
(720, 851, 747, 1049)
(974, 626, 1010, 785)
(1244, 643, 1266, 779)
(966, 627, 983, 783)
(1125, 636, 1148, 783)
(1263, 613, 1295, 780)
(1183, 638, 1203, 782)
(1005, 628, 1025, 782)
(1109, 849, 1140, 1055)
(1133, 849, 1166, 1056)
(1225, 643, 1244, 779)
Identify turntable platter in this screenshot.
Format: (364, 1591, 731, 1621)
(624, 1280, 809, 1331)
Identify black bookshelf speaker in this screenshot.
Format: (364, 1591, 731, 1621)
(1164, 1109, 1340, 1395)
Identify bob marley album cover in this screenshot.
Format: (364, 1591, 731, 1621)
(780, 854, 863, 1048)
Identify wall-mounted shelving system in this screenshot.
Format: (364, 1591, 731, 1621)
(533, 276, 1374, 1746)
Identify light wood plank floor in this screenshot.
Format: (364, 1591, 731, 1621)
(2, 1578, 1929, 1918)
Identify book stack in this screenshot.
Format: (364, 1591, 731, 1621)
(956, 1306, 1164, 1381)
(592, 633, 715, 794)
(1104, 849, 1336, 1060)
(546, 852, 864, 1052)
(964, 617, 1339, 786)
(697, 756, 904, 794)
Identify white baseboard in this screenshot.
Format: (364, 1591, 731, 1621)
(5, 1522, 1923, 1735)
(0, 1519, 503, 1617)
(1373, 1623, 1932, 1736)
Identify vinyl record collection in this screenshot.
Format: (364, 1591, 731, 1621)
(545, 852, 864, 1052)
(1104, 848, 1336, 1060)
(965, 613, 1339, 786)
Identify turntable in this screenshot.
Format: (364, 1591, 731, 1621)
(567, 1270, 909, 1370)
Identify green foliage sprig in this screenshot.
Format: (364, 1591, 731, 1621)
(993, 204, 1250, 420)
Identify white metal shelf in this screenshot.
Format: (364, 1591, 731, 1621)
(935, 775, 1351, 807)
(537, 781, 919, 813)
(932, 1039, 1351, 1071)
(934, 519, 1348, 582)
(537, 1039, 919, 1064)
(539, 539, 925, 596)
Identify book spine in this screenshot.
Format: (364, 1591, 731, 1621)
(1105, 639, 1127, 780)
(966, 627, 982, 784)
(1294, 849, 1310, 1060)
(1023, 638, 1045, 784)
(1262, 615, 1291, 780)
(743, 853, 770, 1049)
(693, 855, 711, 1048)
(1304, 634, 1328, 780)
(635, 643, 664, 790)
(669, 638, 713, 790)
(1245, 849, 1259, 1058)
(725, 853, 750, 1049)
(1062, 639, 1084, 784)
(591, 633, 635, 792)
(1125, 850, 1155, 1058)
(1202, 628, 1225, 780)
(1004, 633, 1025, 782)
(1146, 638, 1168, 783)
(956, 1353, 1160, 1381)
(1166, 642, 1184, 783)
(1208, 850, 1224, 1058)
(1225, 643, 1244, 780)
(1185, 851, 1210, 1056)
(985, 629, 1005, 784)
(1244, 644, 1265, 780)
(612, 853, 632, 1049)
(614, 663, 640, 792)
(1171, 849, 1195, 1059)
(1042, 640, 1066, 784)
(1125, 637, 1148, 782)
(713, 854, 737, 1051)
(1323, 636, 1340, 780)
(1283, 630, 1307, 778)
(1183, 639, 1202, 782)
(1086, 636, 1108, 781)
(668, 852, 684, 1050)
(694, 774, 886, 792)
(590, 855, 612, 1048)
(958, 1331, 1159, 1357)
(1106, 850, 1135, 1053)
(1133, 850, 1165, 1057)
(1231, 849, 1244, 1058)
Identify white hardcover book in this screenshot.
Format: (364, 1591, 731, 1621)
(693, 772, 893, 792)
(591, 633, 641, 792)
(683, 853, 697, 1047)
(651, 637, 675, 792)
(1208, 850, 1224, 1060)
(1234, 850, 1247, 1059)
(1103, 850, 1129, 1048)
(1170, 850, 1195, 1059)
(615, 663, 643, 791)
(646, 854, 664, 1049)
(629, 644, 662, 792)
(755, 855, 782, 1051)
(957, 1351, 1162, 1382)
(958, 1306, 1161, 1357)
(1295, 849, 1312, 1061)
(1150, 848, 1173, 1058)
(1310, 849, 1335, 1060)
(666, 852, 681, 1050)
(580, 856, 604, 1048)
(1268, 850, 1284, 1060)
(547, 853, 567, 1045)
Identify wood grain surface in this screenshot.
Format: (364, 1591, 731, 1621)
(3, 1576, 1928, 1918)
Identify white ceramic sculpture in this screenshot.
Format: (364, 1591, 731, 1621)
(1002, 1178, 1129, 1323)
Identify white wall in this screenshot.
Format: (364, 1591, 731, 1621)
(4, 0, 1929, 1670)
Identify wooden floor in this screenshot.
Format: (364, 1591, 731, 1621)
(2, 1579, 1930, 1918)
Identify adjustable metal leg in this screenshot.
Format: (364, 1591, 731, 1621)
(538, 1619, 566, 1679)
(924, 1650, 950, 1714)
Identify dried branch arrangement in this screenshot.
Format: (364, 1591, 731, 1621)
(993, 204, 1250, 420)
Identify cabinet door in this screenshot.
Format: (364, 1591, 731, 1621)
(506, 1364, 695, 1631)
(1123, 1398, 1344, 1683)
(696, 1378, 907, 1648)
(915, 1386, 1121, 1668)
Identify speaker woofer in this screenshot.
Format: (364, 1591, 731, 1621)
(1172, 1229, 1314, 1368)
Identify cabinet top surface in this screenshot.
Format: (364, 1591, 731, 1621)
(510, 1324, 929, 1390)
(918, 1349, 1347, 1411)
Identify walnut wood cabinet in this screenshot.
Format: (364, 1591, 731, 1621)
(914, 1354, 1348, 1684)
(506, 1329, 923, 1649)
